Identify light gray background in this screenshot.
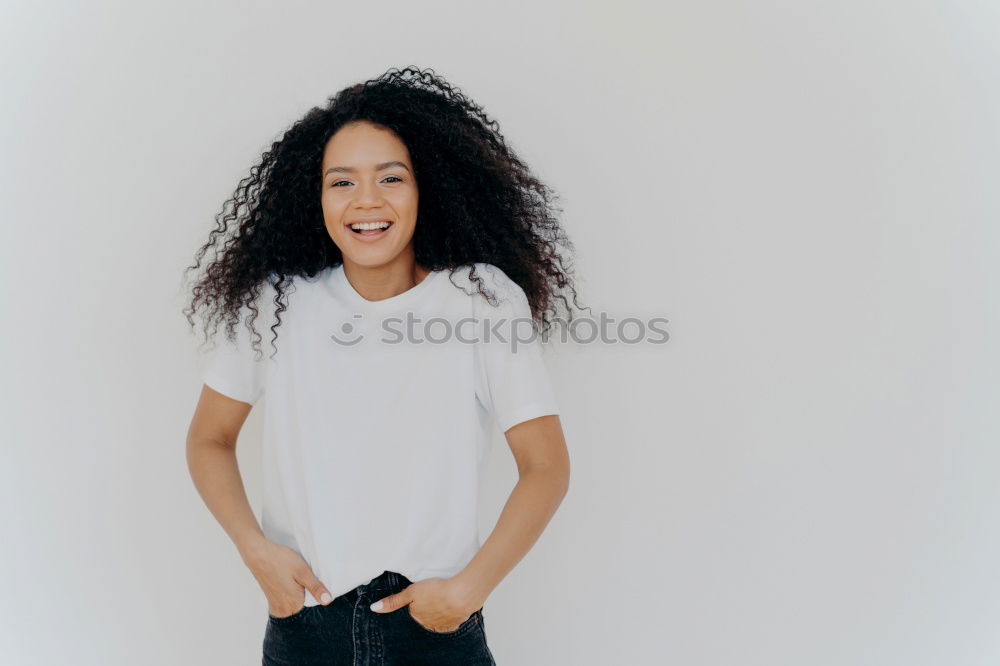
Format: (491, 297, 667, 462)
(2, 1, 997, 664)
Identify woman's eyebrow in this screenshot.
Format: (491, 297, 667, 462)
(324, 161, 410, 176)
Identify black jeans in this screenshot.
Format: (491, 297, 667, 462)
(262, 570, 497, 665)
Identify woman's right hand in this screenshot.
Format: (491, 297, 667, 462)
(242, 539, 334, 617)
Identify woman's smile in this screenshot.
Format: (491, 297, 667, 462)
(347, 219, 395, 241)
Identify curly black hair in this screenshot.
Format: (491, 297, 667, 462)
(183, 66, 589, 356)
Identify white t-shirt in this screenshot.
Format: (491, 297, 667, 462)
(200, 262, 560, 605)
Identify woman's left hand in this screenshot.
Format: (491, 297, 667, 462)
(369, 576, 479, 632)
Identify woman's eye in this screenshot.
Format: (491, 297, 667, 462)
(330, 176, 401, 188)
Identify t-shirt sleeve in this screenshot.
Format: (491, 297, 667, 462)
(201, 306, 270, 406)
(473, 275, 560, 434)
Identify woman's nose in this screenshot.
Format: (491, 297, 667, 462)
(352, 181, 383, 206)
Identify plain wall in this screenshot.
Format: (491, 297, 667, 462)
(2, 1, 997, 664)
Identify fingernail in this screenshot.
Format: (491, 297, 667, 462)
(321, 592, 333, 604)
(370, 600, 383, 611)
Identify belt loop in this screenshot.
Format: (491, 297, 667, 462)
(387, 570, 399, 590)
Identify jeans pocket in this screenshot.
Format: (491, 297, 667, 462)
(402, 605, 481, 638)
(268, 602, 310, 624)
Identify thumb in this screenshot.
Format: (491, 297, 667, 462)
(370, 589, 410, 613)
(297, 568, 334, 605)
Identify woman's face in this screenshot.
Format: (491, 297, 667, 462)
(320, 121, 419, 270)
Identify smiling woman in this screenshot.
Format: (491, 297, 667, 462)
(182, 66, 587, 664)
(321, 125, 419, 265)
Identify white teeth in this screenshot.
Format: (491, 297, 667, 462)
(350, 221, 391, 231)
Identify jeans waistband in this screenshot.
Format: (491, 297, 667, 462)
(347, 570, 411, 602)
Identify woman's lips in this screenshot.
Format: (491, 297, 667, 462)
(348, 222, 393, 242)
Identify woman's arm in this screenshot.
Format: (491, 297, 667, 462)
(186, 385, 266, 557)
(452, 413, 570, 609)
(186, 385, 334, 614)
